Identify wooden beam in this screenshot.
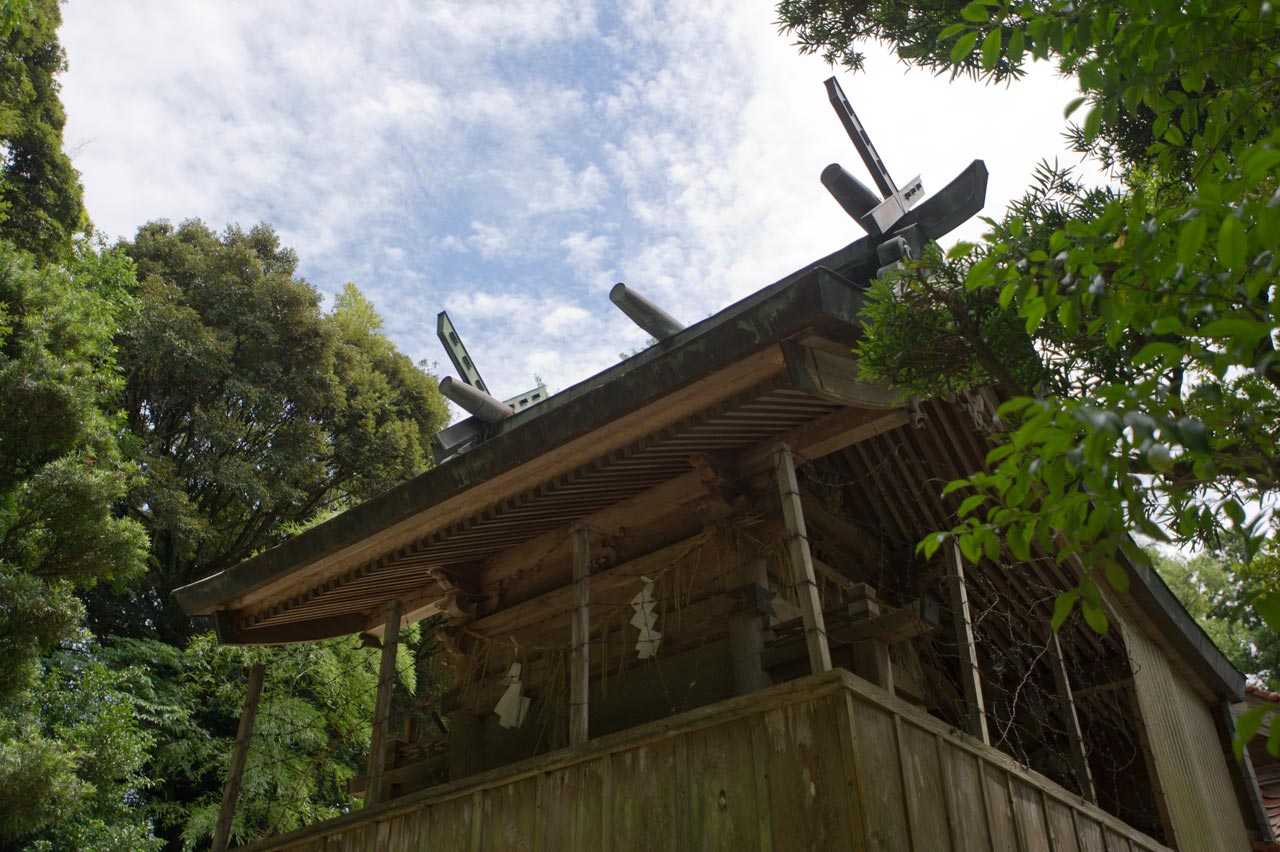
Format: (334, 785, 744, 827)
(739, 406, 908, 475)
(479, 470, 709, 601)
(772, 443, 832, 673)
(226, 346, 785, 615)
(729, 557, 772, 695)
(948, 543, 990, 744)
(1049, 630, 1096, 803)
(570, 524, 590, 746)
(212, 662, 266, 852)
(366, 599, 402, 805)
(781, 341, 901, 408)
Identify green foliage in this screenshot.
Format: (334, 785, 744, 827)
(0, 240, 147, 702)
(1155, 548, 1280, 690)
(84, 221, 448, 643)
(0, 0, 86, 263)
(104, 630, 416, 851)
(784, 0, 1280, 764)
(0, 639, 162, 851)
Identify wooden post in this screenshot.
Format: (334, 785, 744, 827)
(729, 556, 772, 695)
(366, 598, 402, 805)
(570, 524, 590, 745)
(1048, 631, 1096, 802)
(947, 543, 990, 744)
(772, 443, 832, 674)
(212, 662, 266, 852)
(848, 584, 894, 693)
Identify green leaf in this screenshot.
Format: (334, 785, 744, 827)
(958, 494, 985, 517)
(1244, 147, 1280, 183)
(951, 31, 980, 62)
(1235, 706, 1268, 760)
(1218, 215, 1247, 272)
(1177, 214, 1206, 267)
(1006, 524, 1031, 561)
(1083, 106, 1102, 143)
(1255, 592, 1280, 633)
(1052, 588, 1080, 631)
(1104, 560, 1131, 594)
(961, 2, 989, 22)
(981, 28, 1002, 70)
(1080, 598, 1110, 635)
(1007, 27, 1025, 64)
(939, 22, 968, 39)
(1133, 342, 1184, 366)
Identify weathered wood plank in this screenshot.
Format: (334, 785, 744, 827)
(1104, 827, 1135, 852)
(610, 741, 680, 851)
(1010, 777, 1052, 852)
(1074, 814, 1107, 852)
(424, 794, 475, 852)
(896, 719, 953, 852)
(760, 699, 851, 851)
(540, 758, 607, 852)
(852, 702, 910, 851)
(686, 717, 764, 852)
(939, 738, 992, 852)
(982, 765, 1019, 852)
(1045, 797, 1082, 852)
(481, 778, 537, 851)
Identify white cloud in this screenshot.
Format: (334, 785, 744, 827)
(467, 222, 509, 259)
(60, 0, 1093, 402)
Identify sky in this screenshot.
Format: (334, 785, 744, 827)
(59, 0, 1090, 411)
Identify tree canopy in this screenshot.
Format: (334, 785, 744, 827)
(81, 220, 449, 644)
(778, 0, 1280, 738)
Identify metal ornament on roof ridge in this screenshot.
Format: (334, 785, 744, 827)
(820, 76, 989, 280)
(431, 310, 549, 462)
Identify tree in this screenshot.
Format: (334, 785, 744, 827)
(1156, 548, 1280, 690)
(778, 0, 1280, 644)
(85, 220, 448, 643)
(0, 239, 147, 702)
(105, 630, 416, 851)
(0, 0, 86, 263)
(0, 639, 163, 852)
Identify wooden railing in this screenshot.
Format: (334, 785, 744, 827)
(237, 670, 1170, 852)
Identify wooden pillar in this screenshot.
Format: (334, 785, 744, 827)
(848, 584, 894, 692)
(212, 662, 266, 852)
(772, 443, 832, 674)
(947, 543, 990, 744)
(1048, 630, 1096, 802)
(366, 598, 402, 805)
(570, 524, 590, 745)
(729, 556, 772, 695)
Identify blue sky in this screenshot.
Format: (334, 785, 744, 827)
(60, 0, 1089, 411)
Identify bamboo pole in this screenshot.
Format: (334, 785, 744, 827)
(570, 524, 591, 745)
(773, 443, 832, 674)
(366, 599, 402, 805)
(212, 662, 266, 852)
(1049, 630, 1096, 802)
(948, 542, 990, 744)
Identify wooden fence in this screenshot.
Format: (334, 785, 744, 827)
(238, 670, 1171, 852)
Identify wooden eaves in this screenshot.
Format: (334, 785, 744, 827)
(171, 238, 1246, 708)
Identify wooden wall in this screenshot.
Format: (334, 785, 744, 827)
(1122, 619, 1252, 851)
(239, 671, 1171, 852)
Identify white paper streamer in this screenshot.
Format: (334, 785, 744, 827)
(630, 577, 662, 659)
(494, 661, 530, 729)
